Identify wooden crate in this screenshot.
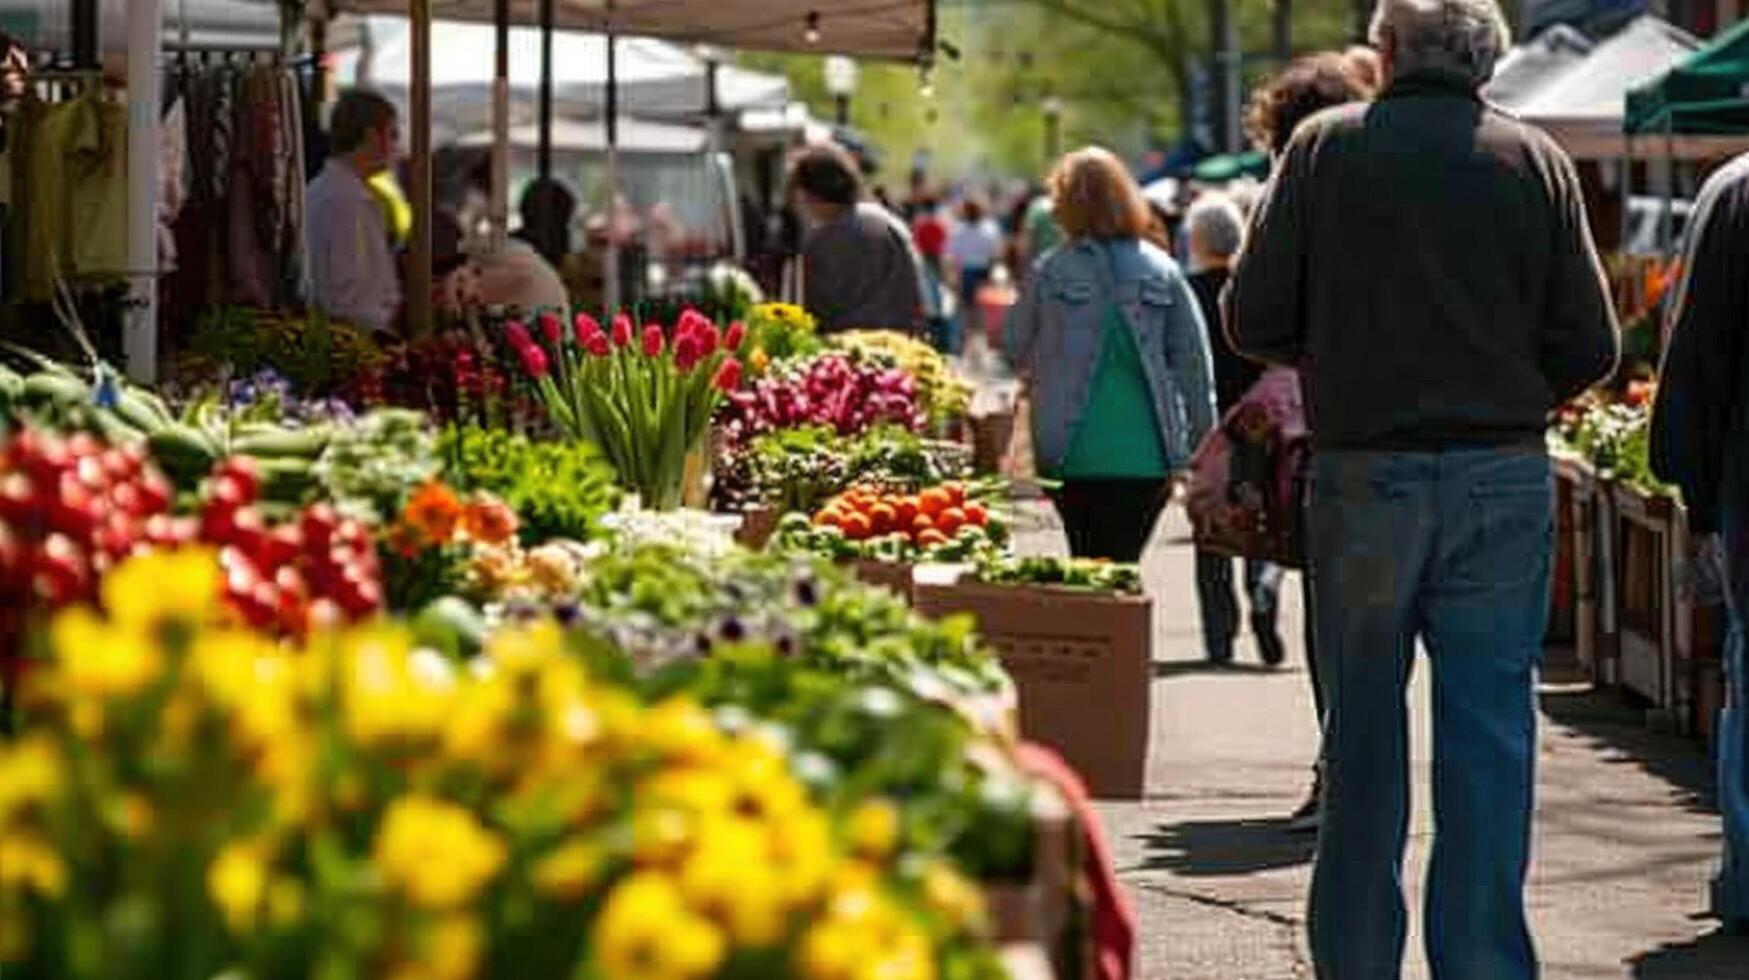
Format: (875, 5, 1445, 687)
(1557, 456, 1616, 685)
(847, 559, 916, 604)
(1612, 483, 1676, 710)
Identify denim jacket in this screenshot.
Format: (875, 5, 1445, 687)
(1005, 238, 1217, 476)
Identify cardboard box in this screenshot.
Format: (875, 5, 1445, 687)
(914, 580, 1153, 799)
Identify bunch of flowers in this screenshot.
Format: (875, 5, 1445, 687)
(381, 478, 568, 610)
(189, 306, 384, 396)
(743, 302, 824, 375)
(0, 550, 1005, 980)
(1565, 397, 1674, 498)
(506, 310, 746, 510)
(716, 352, 925, 449)
(834, 330, 973, 428)
(437, 424, 621, 545)
(223, 369, 357, 426)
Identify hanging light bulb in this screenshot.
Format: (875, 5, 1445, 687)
(804, 11, 821, 45)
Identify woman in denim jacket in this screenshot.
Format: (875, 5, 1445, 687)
(1006, 147, 1217, 562)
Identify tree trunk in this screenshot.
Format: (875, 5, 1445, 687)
(1273, 0, 1292, 64)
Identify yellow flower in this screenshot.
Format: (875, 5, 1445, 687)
(921, 861, 987, 934)
(208, 841, 268, 933)
(101, 547, 220, 631)
(845, 798, 901, 862)
(341, 626, 456, 747)
(750, 348, 771, 374)
(0, 735, 61, 824)
(770, 809, 835, 906)
(374, 796, 506, 909)
(640, 699, 727, 766)
(681, 819, 791, 946)
(593, 872, 726, 980)
(417, 914, 484, 980)
(0, 832, 66, 898)
(266, 876, 306, 928)
(52, 607, 162, 700)
(531, 839, 606, 900)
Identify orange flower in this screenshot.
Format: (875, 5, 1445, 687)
(461, 495, 519, 547)
(403, 482, 465, 544)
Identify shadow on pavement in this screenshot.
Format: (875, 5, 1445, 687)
(1152, 660, 1287, 678)
(1538, 684, 1716, 815)
(1134, 817, 1317, 877)
(1629, 929, 1749, 978)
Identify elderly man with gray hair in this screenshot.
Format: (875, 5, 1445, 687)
(1225, 0, 1618, 976)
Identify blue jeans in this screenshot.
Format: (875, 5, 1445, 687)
(1715, 504, 1749, 926)
(1307, 448, 1551, 980)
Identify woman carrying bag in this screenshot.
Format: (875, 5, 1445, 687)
(1005, 147, 1218, 562)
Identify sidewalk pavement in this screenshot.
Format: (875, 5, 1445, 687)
(1012, 502, 1749, 980)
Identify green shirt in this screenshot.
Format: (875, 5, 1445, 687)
(1058, 304, 1168, 479)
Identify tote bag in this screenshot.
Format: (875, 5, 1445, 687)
(1185, 366, 1310, 568)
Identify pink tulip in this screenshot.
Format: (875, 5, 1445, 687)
(642, 325, 665, 357)
(676, 308, 711, 340)
(611, 314, 634, 348)
(724, 322, 746, 352)
(504, 320, 534, 352)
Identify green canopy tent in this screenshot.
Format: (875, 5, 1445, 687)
(1191, 151, 1268, 183)
(1627, 18, 1749, 138)
(1622, 19, 1749, 255)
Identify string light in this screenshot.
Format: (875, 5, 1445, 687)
(804, 11, 821, 45)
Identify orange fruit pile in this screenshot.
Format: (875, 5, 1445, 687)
(811, 483, 990, 548)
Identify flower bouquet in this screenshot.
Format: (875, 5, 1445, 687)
(507, 310, 745, 510)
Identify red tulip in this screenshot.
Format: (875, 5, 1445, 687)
(504, 320, 534, 352)
(576, 316, 607, 349)
(674, 334, 704, 372)
(574, 313, 603, 345)
(712, 357, 744, 393)
(611, 314, 634, 348)
(642, 325, 665, 357)
(518, 343, 550, 378)
(724, 321, 746, 352)
(538, 312, 565, 347)
(585, 333, 612, 357)
(699, 323, 722, 357)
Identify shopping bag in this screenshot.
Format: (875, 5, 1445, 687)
(1185, 366, 1310, 568)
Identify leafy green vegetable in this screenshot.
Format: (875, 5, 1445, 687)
(314, 408, 440, 523)
(439, 425, 621, 543)
(973, 554, 1144, 594)
(714, 425, 973, 514)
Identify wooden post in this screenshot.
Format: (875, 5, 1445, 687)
(408, 0, 434, 336)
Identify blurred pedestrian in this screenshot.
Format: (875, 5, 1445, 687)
(1237, 48, 1379, 834)
(1227, 1, 1618, 975)
(1006, 147, 1216, 562)
(1185, 194, 1287, 668)
(911, 195, 948, 275)
(306, 89, 402, 335)
(788, 143, 925, 335)
(513, 177, 578, 268)
(1649, 148, 1749, 933)
(946, 198, 1003, 352)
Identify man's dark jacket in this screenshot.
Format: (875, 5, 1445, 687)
(1224, 72, 1619, 451)
(1650, 152, 1749, 534)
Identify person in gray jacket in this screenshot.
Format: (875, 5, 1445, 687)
(1225, 0, 1617, 975)
(1006, 146, 1216, 562)
(789, 143, 925, 335)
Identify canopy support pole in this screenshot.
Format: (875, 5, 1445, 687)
(605, 6, 621, 315)
(409, 0, 434, 336)
(72, 0, 97, 68)
(125, 0, 160, 381)
(538, 0, 555, 184)
(492, 0, 510, 251)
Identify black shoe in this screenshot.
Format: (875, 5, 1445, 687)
(1287, 778, 1321, 833)
(1255, 624, 1287, 668)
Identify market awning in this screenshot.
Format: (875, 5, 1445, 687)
(458, 115, 706, 153)
(319, 0, 936, 61)
(1192, 151, 1268, 183)
(1513, 15, 1698, 158)
(1626, 17, 1749, 136)
(0, 0, 284, 53)
(332, 15, 790, 130)
(1483, 23, 1593, 112)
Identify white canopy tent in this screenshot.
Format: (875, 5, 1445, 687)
(319, 0, 935, 61)
(457, 116, 707, 154)
(1511, 16, 1702, 159)
(331, 15, 791, 133)
(1483, 23, 1593, 112)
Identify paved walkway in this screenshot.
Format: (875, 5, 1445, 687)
(1012, 502, 1749, 979)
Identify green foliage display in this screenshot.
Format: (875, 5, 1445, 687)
(438, 425, 622, 544)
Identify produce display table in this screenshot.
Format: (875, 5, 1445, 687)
(915, 577, 1153, 799)
(1612, 482, 1677, 713)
